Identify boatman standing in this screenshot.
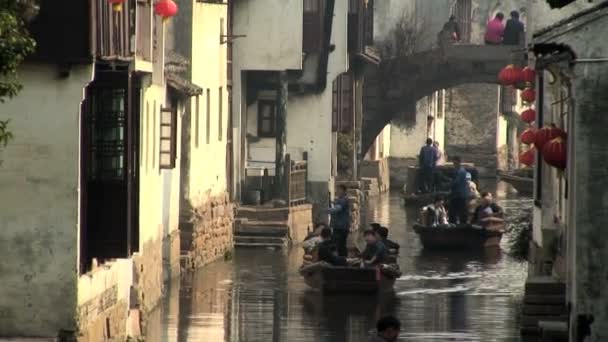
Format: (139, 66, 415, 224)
(328, 184, 351, 257)
(449, 156, 470, 224)
(418, 138, 438, 193)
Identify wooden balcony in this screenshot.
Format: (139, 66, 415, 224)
(92, 0, 154, 65)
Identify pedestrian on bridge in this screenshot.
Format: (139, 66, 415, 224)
(484, 12, 505, 45)
(503, 10, 525, 46)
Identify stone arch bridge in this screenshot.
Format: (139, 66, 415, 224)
(361, 45, 524, 155)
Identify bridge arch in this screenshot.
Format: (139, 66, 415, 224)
(361, 45, 524, 155)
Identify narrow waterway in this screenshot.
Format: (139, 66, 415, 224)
(147, 181, 531, 342)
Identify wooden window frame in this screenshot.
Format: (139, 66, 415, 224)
(206, 88, 211, 144)
(303, 0, 325, 53)
(257, 100, 277, 138)
(218, 86, 223, 141)
(195, 95, 200, 147)
(332, 73, 354, 133)
(159, 106, 178, 169)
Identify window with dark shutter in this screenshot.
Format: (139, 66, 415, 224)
(454, 0, 472, 43)
(258, 100, 276, 137)
(303, 0, 324, 53)
(159, 106, 177, 169)
(331, 73, 354, 133)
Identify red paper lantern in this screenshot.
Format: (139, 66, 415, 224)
(109, 0, 125, 11)
(543, 137, 567, 169)
(498, 65, 523, 86)
(521, 88, 536, 103)
(155, 0, 178, 19)
(522, 67, 536, 84)
(521, 108, 536, 123)
(521, 128, 536, 145)
(519, 148, 536, 167)
(535, 124, 567, 151)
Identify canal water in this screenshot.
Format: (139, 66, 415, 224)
(147, 181, 531, 342)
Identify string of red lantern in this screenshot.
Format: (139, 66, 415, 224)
(155, 0, 178, 20)
(519, 147, 536, 167)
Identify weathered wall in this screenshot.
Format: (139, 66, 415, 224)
(444, 83, 499, 175)
(187, 192, 234, 269)
(389, 91, 445, 188)
(533, 8, 608, 340)
(189, 2, 230, 198)
(77, 259, 134, 341)
(233, 0, 303, 71)
(0, 64, 93, 336)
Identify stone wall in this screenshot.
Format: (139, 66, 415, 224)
(133, 237, 164, 315)
(187, 192, 234, 269)
(445, 84, 499, 176)
(388, 157, 417, 189)
(288, 204, 314, 243)
(360, 157, 390, 193)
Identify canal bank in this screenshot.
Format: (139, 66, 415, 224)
(146, 185, 530, 342)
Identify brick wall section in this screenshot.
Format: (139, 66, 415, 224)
(77, 299, 128, 342)
(360, 157, 390, 193)
(134, 237, 164, 316)
(188, 192, 234, 269)
(445, 84, 498, 175)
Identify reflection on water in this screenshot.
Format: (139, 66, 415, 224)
(148, 181, 530, 342)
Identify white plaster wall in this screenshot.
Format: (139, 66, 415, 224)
(188, 2, 230, 198)
(0, 64, 93, 335)
(233, 0, 303, 71)
(390, 94, 446, 159)
(286, 0, 348, 182)
(138, 82, 182, 247)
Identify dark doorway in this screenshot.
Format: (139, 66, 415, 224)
(80, 67, 140, 272)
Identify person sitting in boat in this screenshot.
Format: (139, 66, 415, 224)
(369, 315, 401, 342)
(302, 222, 327, 256)
(423, 195, 449, 227)
(466, 172, 480, 199)
(472, 192, 505, 226)
(317, 227, 348, 266)
(361, 229, 388, 267)
(376, 226, 400, 254)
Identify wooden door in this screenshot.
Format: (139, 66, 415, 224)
(81, 70, 139, 269)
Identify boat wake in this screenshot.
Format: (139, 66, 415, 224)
(397, 285, 470, 296)
(398, 273, 482, 281)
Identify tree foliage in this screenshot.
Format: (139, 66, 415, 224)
(0, 0, 37, 146)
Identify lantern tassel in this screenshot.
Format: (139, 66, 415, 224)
(112, 3, 122, 11)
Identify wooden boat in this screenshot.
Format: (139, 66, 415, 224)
(412, 222, 506, 250)
(299, 262, 402, 294)
(402, 191, 450, 205)
(497, 170, 533, 195)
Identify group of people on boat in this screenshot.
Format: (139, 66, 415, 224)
(302, 221, 400, 268)
(420, 153, 504, 227)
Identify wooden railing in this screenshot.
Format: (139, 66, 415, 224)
(284, 153, 308, 206)
(92, 0, 153, 61)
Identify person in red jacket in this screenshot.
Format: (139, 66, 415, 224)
(485, 12, 505, 45)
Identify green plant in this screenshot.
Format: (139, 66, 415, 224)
(508, 221, 532, 261)
(0, 0, 38, 149)
(337, 132, 352, 174)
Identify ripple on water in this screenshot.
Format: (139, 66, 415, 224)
(148, 190, 529, 342)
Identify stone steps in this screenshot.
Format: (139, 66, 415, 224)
(234, 218, 289, 248)
(520, 276, 568, 341)
(234, 235, 288, 248)
(236, 206, 290, 221)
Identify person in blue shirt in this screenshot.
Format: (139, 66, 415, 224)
(418, 138, 438, 193)
(449, 156, 470, 224)
(329, 184, 351, 257)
